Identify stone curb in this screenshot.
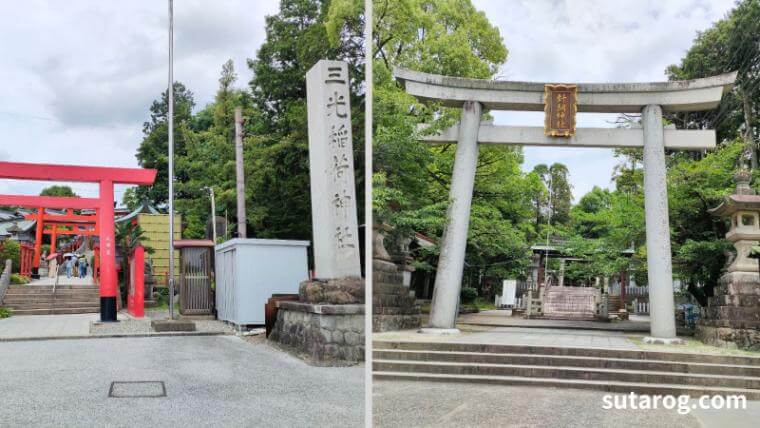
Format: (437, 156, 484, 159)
(277, 301, 365, 315)
(457, 321, 695, 335)
(0, 331, 231, 343)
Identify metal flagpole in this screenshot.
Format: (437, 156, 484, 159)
(167, 0, 175, 320)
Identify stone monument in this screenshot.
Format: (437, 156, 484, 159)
(269, 60, 364, 364)
(697, 169, 760, 350)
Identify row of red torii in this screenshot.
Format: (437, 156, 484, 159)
(0, 161, 157, 321)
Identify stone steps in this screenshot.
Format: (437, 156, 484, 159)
(373, 372, 760, 400)
(8, 307, 100, 316)
(373, 340, 760, 399)
(374, 349, 760, 377)
(2, 285, 100, 315)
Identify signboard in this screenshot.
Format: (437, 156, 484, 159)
(544, 84, 577, 137)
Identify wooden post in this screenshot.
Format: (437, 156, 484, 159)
(235, 106, 246, 238)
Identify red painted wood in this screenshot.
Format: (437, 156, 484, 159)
(0, 195, 100, 209)
(24, 212, 98, 224)
(127, 245, 145, 318)
(0, 161, 157, 185)
(33, 208, 43, 268)
(98, 180, 117, 299)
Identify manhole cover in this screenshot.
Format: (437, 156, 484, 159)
(108, 381, 166, 398)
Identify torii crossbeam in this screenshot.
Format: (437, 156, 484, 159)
(0, 161, 156, 321)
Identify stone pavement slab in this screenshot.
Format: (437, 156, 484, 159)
(0, 313, 99, 339)
(0, 335, 363, 426)
(374, 325, 642, 350)
(458, 309, 652, 332)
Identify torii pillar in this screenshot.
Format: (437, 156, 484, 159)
(0, 161, 156, 322)
(394, 67, 736, 343)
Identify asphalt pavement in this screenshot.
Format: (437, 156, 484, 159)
(0, 335, 363, 427)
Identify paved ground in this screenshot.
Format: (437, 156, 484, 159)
(458, 309, 653, 332)
(0, 312, 231, 340)
(375, 325, 642, 349)
(0, 335, 363, 427)
(0, 313, 102, 339)
(373, 380, 760, 427)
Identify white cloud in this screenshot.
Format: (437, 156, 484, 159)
(472, 0, 735, 200)
(0, 0, 279, 197)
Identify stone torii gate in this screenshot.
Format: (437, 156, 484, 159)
(0, 161, 156, 321)
(394, 67, 737, 343)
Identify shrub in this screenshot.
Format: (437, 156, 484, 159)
(460, 287, 478, 304)
(0, 307, 11, 318)
(10, 274, 30, 284)
(0, 240, 21, 273)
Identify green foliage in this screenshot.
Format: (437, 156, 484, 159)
(666, 0, 759, 163)
(0, 307, 11, 318)
(0, 240, 21, 273)
(532, 163, 573, 225)
(10, 273, 30, 284)
(460, 286, 477, 304)
(374, 0, 536, 280)
(564, 140, 744, 303)
(131, 0, 365, 243)
(39, 186, 76, 197)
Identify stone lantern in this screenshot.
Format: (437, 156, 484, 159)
(699, 169, 760, 350)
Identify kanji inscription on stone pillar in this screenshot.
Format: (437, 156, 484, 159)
(306, 60, 361, 279)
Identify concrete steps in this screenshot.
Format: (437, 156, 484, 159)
(373, 341, 760, 399)
(1, 284, 99, 315)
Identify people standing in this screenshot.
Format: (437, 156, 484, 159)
(48, 257, 58, 278)
(65, 256, 73, 278)
(79, 257, 88, 278)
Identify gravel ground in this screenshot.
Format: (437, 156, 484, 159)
(373, 380, 760, 428)
(90, 312, 234, 336)
(0, 335, 364, 427)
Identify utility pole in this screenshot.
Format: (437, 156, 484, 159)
(234, 106, 246, 238)
(167, 0, 175, 320)
(206, 186, 217, 244)
(543, 172, 553, 288)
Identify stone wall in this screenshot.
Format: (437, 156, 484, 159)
(373, 259, 421, 332)
(269, 301, 364, 365)
(697, 271, 760, 351)
(542, 286, 600, 320)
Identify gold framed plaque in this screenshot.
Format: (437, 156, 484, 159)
(544, 84, 577, 137)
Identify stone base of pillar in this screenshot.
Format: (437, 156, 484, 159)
(696, 271, 760, 351)
(373, 259, 421, 332)
(299, 276, 364, 305)
(643, 336, 686, 345)
(268, 301, 364, 366)
(695, 325, 760, 351)
(418, 327, 460, 335)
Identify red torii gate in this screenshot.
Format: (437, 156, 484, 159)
(0, 161, 156, 321)
(24, 209, 99, 254)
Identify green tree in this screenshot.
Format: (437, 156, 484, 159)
(135, 82, 197, 207)
(0, 239, 21, 273)
(374, 0, 538, 283)
(666, 0, 759, 166)
(39, 186, 76, 197)
(243, 0, 365, 239)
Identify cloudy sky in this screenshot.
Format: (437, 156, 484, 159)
(0, 0, 279, 202)
(473, 0, 736, 200)
(0, 0, 738, 204)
